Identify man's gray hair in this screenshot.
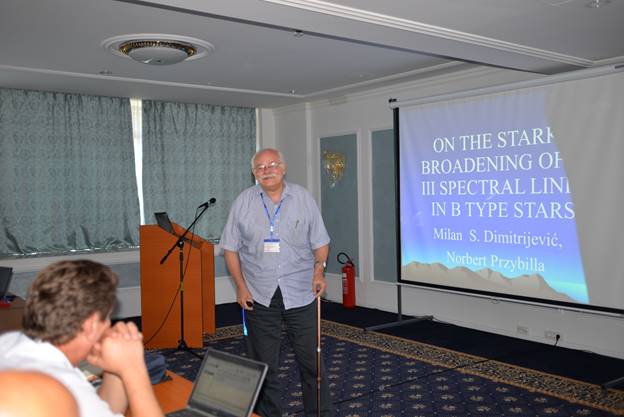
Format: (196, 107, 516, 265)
(250, 148, 286, 169)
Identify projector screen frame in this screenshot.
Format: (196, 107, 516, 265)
(393, 65, 624, 316)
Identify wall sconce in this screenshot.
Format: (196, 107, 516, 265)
(322, 150, 346, 188)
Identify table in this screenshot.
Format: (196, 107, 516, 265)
(151, 372, 193, 414)
(125, 372, 191, 416)
(0, 294, 25, 333)
(127, 371, 260, 416)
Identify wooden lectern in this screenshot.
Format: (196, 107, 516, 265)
(140, 223, 215, 349)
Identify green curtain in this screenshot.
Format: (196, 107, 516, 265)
(142, 101, 255, 240)
(0, 88, 139, 257)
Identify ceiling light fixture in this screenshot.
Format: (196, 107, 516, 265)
(119, 40, 196, 65)
(102, 34, 214, 65)
(293, 30, 304, 37)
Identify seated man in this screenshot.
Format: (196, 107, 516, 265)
(0, 260, 163, 417)
(0, 370, 79, 417)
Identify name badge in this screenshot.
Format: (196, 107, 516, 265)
(263, 238, 280, 253)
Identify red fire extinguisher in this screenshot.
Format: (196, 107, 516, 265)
(337, 252, 356, 308)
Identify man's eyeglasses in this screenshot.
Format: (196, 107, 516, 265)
(253, 161, 283, 172)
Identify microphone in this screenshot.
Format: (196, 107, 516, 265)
(198, 198, 216, 209)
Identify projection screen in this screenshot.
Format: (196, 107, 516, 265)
(396, 66, 624, 314)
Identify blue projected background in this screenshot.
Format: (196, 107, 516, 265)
(399, 90, 588, 304)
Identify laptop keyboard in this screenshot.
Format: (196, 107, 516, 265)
(166, 409, 206, 417)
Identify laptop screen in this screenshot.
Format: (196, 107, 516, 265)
(0, 267, 13, 298)
(188, 348, 267, 417)
(154, 212, 175, 235)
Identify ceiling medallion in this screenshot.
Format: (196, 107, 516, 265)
(102, 34, 214, 65)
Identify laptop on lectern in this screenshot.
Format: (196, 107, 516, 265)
(166, 348, 268, 417)
(154, 212, 175, 235)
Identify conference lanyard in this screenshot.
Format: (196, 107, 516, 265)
(260, 193, 283, 239)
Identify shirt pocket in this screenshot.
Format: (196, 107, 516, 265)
(285, 221, 314, 264)
(281, 217, 309, 248)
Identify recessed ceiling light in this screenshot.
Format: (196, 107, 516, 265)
(289, 89, 297, 94)
(102, 34, 214, 66)
(585, 0, 611, 8)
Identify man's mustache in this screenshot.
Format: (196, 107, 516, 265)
(261, 173, 277, 180)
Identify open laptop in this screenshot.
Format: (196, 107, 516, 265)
(0, 267, 13, 299)
(167, 348, 268, 417)
(154, 212, 175, 235)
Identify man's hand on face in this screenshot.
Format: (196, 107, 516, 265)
(87, 321, 146, 378)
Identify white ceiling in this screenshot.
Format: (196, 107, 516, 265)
(1, 0, 622, 108)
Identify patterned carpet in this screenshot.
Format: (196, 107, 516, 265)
(152, 320, 624, 417)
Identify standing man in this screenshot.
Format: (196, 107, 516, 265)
(0, 260, 164, 417)
(220, 148, 333, 417)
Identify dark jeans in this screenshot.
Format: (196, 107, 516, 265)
(245, 288, 333, 417)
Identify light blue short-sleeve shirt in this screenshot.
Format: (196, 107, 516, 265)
(220, 182, 330, 309)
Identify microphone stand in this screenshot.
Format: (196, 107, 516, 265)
(160, 203, 211, 359)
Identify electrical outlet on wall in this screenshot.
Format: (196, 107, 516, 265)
(544, 330, 559, 340)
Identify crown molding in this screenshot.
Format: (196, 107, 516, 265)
(304, 65, 512, 111)
(262, 0, 593, 67)
(304, 61, 466, 100)
(392, 64, 624, 109)
(271, 100, 309, 116)
(593, 56, 624, 67)
(0, 65, 305, 99)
